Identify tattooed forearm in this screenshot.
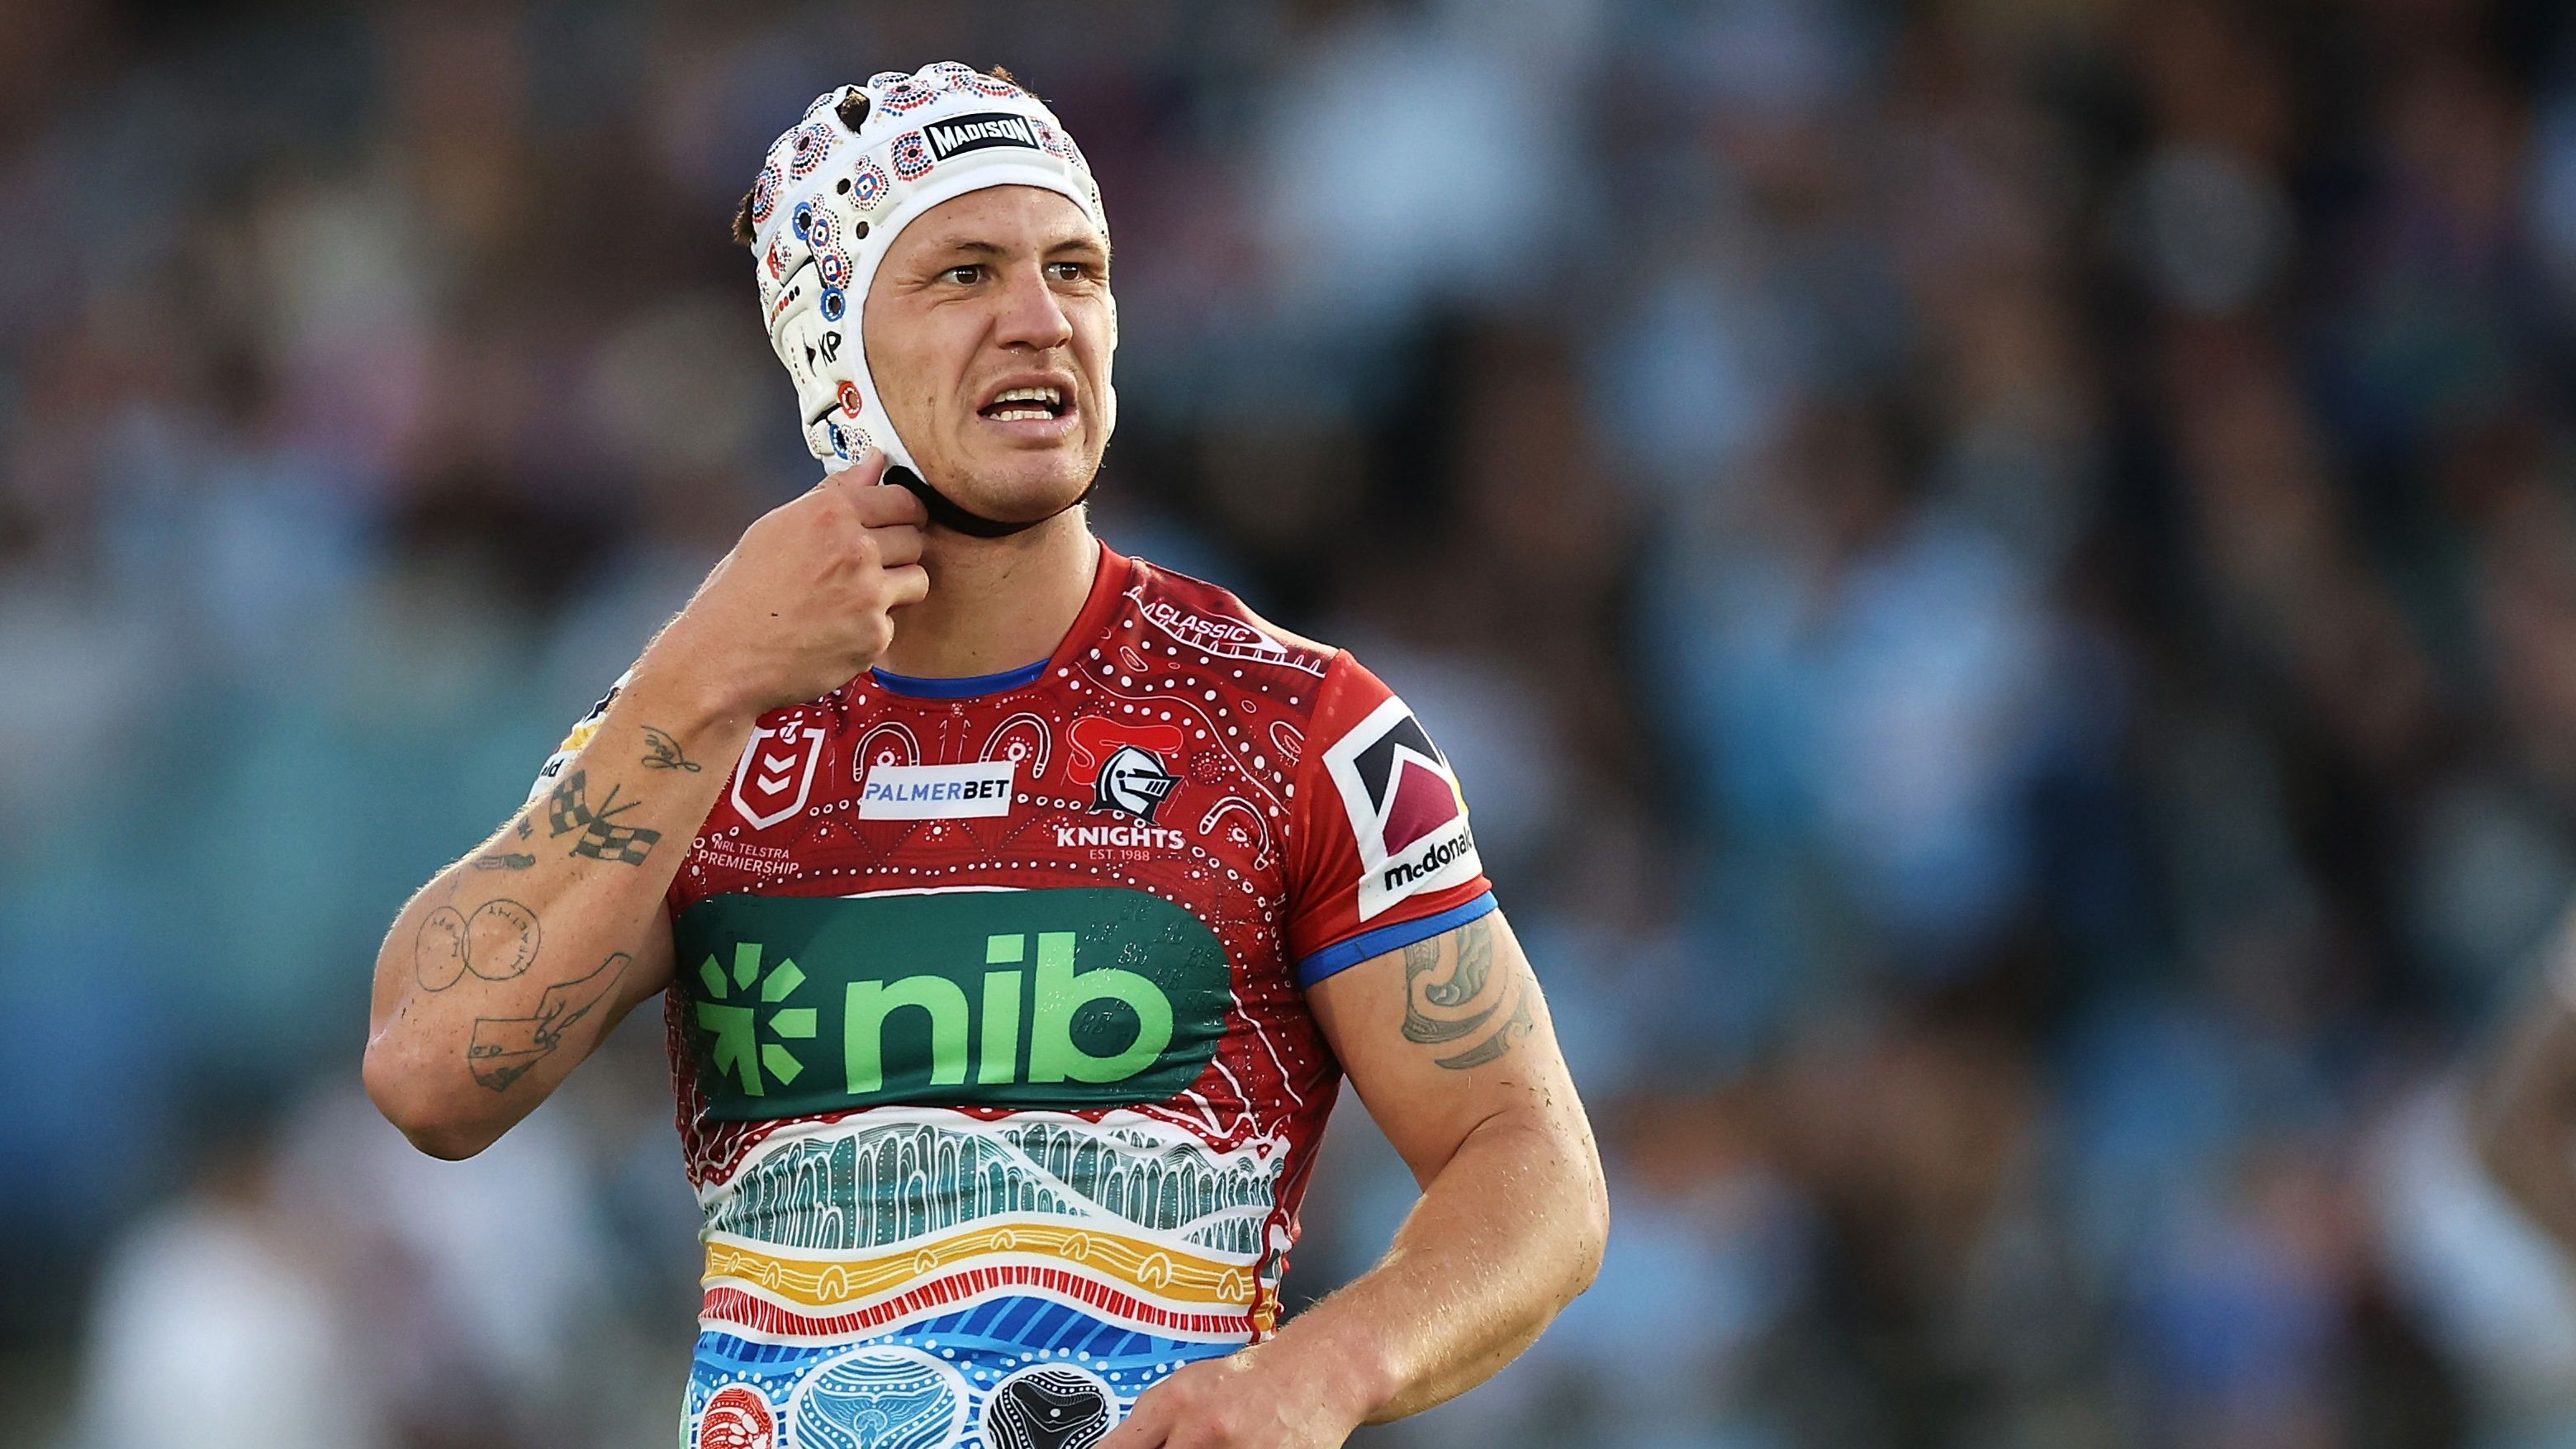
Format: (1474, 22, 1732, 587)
(640, 725, 703, 772)
(414, 900, 542, 991)
(1401, 919, 1533, 1067)
(467, 952, 631, 1091)
(470, 815, 542, 869)
(544, 769, 663, 866)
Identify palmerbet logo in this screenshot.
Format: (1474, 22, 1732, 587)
(700, 932, 1175, 1098)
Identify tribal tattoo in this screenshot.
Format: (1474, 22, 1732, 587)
(466, 951, 630, 1091)
(1400, 918, 1532, 1069)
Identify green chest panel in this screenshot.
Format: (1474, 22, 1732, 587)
(673, 888, 1232, 1121)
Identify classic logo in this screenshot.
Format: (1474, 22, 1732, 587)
(857, 759, 1018, 820)
(1321, 696, 1482, 919)
(1139, 599, 1323, 675)
(674, 887, 1231, 1119)
(923, 111, 1042, 161)
(733, 722, 828, 829)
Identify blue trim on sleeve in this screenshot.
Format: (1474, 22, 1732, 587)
(871, 658, 1049, 699)
(1295, 891, 1498, 990)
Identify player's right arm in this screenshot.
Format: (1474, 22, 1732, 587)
(363, 457, 928, 1159)
(2474, 918, 2576, 1253)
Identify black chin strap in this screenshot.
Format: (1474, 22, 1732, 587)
(885, 463, 1093, 538)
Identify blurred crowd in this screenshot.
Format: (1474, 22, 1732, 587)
(14, 0, 2576, 1445)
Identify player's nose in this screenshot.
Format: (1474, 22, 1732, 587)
(991, 261, 1075, 352)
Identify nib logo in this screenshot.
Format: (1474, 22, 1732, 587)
(695, 943, 816, 1096)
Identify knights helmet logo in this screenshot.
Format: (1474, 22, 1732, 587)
(1094, 745, 1178, 822)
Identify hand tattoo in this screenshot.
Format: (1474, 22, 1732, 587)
(472, 853, 537, 871)
(640, 725, 703, 772)
(414, 900, 543, 991)
(1401, 919, 1531, 1069)
(467, 952, 629, 1091)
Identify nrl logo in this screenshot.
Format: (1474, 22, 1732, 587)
(732, 722, 827, 830)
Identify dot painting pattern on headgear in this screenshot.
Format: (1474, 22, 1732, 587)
(743, 63, 1108, 495)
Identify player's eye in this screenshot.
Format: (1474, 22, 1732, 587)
(1046, 261, 1089, 283)
(942, 264, 984, 286)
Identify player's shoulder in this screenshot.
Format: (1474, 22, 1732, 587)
(1120, 553, 1344, 699)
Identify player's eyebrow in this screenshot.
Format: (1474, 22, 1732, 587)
(918, 235, 1110, 268)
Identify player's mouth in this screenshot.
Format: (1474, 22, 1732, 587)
(975, 376, 1079, 441)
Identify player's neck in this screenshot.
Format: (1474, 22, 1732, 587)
(873, 508, 1099, 680)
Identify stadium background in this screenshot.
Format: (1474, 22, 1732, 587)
(12, 0, 2576, 1444)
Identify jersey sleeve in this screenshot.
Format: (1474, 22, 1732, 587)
(1283, 651, 1497, 988)
(525, 671, 633, 804)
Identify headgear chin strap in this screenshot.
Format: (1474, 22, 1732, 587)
(742, 64, 1111, 534)
(884, 464, 1094, 539)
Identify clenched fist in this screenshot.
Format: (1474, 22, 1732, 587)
(639, 450, 929, 724)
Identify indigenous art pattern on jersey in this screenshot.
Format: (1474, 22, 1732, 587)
(542, 548, 1492, 1447)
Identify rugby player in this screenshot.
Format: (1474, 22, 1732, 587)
(363, 63, 1606, 1449)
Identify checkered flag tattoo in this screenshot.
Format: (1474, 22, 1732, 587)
(546, 770, 663, 866)
(545, 772, 593, 837)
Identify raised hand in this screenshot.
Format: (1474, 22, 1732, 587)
(638, 449, 931, 723)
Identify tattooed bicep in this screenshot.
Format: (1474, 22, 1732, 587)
(1399, 918, 1534, 1071)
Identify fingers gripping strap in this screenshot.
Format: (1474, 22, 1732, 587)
(884, 465, 1093, 539)
(746, 65, 1108, 533)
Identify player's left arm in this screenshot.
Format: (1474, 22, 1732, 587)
(1103, 907, 1607, 1447)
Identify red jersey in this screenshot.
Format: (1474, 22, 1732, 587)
(537, 543, 1493, 1447)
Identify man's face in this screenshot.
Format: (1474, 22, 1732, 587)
(863, 185, 1115, 524)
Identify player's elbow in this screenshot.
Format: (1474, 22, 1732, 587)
(362, 1041, 500, 1161)
(1512, 1113, 1611, 1308)
(1566, 1151, 1611, 1299)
